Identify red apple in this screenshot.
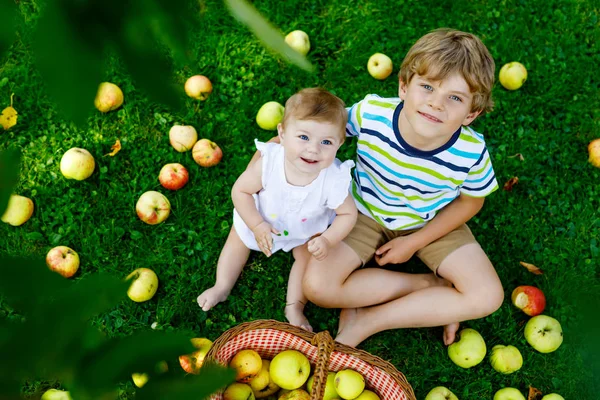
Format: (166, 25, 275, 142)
(158, 163, 189, 190)
(179, 338, 213, 374)
(136, 191, 171, 225)
(192, 139, 222, 167)
(184, 75, 212, 100)
(511, 286, 546, 316)
(46, 246, 80, 278)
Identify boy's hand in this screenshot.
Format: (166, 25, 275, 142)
(307, 236, 331, 261)
(374, 235, 420, 266)
(251, 221, 279, 257)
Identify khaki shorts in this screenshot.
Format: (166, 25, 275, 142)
(343, 213, 478, 276)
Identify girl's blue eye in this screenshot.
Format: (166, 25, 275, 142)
(299, 135, 309, 141)
(321, 139, 332, 145)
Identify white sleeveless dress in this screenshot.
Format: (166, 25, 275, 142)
(233, 140, 355, 253)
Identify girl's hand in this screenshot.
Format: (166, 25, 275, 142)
(307, 236, 331, 261)
(251, 221, 279, 257)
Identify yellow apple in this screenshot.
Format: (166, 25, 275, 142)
(353, 390, 380, 400)
(132, 372, 149, 388)
(1, 194, 34, 226)
(223, 382, 256, 400)
(135, 191, 171, 225)
(269, 350, 310, 390)
(425, 386, 457, 400)
(588, 138, 600, 168)
(489, 345, 523, 374)
(192, 139, 223, 167)
(94, 82, 123, 112)
(367, 53, 393, 80)
(285, 30, 310, 56)
(179, 338, 213, 374)
(250, 359, 280, 398)
(541, 394, 565, 400)
(499, 62, 527, 90)
(493, 387, 526, 400)
(46, 246, 80, 278)
(230, 349, 263, 383)
(447, 328, 487, 368)
(126, 268, 159, 302)
(334, 369, 365, 400)
(524, 315, 563, 353)
(41, 389, 72, 400)
(256, 101, 284, 130)
(169, 124, 198, 152)
(60, 148, 95, 180)
(307, 372, 337, 400)
(278, 389, 310, 400)
(185, 75, 212, 100)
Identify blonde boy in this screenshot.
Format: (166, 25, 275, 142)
(301, 28, 504, 346)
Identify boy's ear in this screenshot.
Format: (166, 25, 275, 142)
(398, 78, 408, 100)
(462, 109, 482, 126)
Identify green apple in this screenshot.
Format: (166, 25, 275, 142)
(1, 194, 34, 226)
(353, 390, 380, 400)
(250, 359, 280, 398)
(256, 101, 284, 130)
(126, 268, 159, 302)
(499, 62, 527, 90)
(94, 82, 123, 112)
(448, 328, 487, 368)
(425, 386, 458, 400)
(60, 148, 95, 180)
(132, 372, 149, 388)
(307, 372, 337, 400)
(334, 369, 365, 399)
(184, 75, 212, 100)
(41, 389, 72, 400)
(541, 394, 565, 400)
(278, 389, 310, 400)
(223, 382, 256, 400)
(524, 315, 563, 353)
(493, 387, 525, 400)
(269, 350, 310, 390)
(285, 30, 310, 56)
(489, 345, 523, 374)
(367, 53, 393, 80)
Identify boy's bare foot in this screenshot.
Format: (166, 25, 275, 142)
(285, 303, 313, 332)
(443, 322, 460, 345)
(197, 286, 230, 312)
(335, 307, 363, 348)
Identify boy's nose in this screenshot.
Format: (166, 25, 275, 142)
(428, 94, 444, 110)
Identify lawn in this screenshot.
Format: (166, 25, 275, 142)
(1, 0, 599, 399)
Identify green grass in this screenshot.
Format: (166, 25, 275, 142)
(1, 0, 599, 399)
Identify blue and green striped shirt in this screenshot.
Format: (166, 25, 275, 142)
(347, 94, 498, 230)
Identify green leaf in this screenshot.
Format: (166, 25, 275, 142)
(0, 0, 18, 57)
(224, 0, 314, 72)
(136, 363, 235, 400)
(0, 149, 21, 216)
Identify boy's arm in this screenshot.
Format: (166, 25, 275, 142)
(231, 157, 266, 230)
(320, 196, 358, 247)
(247, 136, 280, 169)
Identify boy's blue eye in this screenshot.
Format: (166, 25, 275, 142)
(321, 139, 332, 145)
(422, 84, 433, 91)
(299, 134, 309, 141)
(450, 95, 462, 102)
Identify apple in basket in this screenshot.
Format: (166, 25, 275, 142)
(269, 350, 310, 390)
(249, 359, 280, 398)
(223, 382, 255, 400)
(354, 390, 381, 400)
(307, 372, 338, 400)
(230, 349, 263, 383)
(179, 338, 213, 374)
(335, 369, 365, 399)
(278, 389, 310, 400)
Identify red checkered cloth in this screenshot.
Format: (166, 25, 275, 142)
(209, 328, 410, 400)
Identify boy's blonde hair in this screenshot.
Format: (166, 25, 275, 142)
(282, 88, 347, 142)
(399, 28, 495, 115)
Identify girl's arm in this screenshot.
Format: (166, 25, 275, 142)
(231, 157, 265, 231)
(321, 195, 358, 246)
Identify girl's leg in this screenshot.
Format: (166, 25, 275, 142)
(197, 226, 251, 311)
(284, 244, 313, 331)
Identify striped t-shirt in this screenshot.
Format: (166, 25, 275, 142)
(346, 94, 498, 231)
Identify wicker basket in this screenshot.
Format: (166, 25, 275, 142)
(205, 319, 416, 400)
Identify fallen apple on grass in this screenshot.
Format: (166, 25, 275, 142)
(334, 369, 365, 400)
(269, 350, 310, 390)
(169, 124, 198, 152)
(185, 75, 212, 100)
(524, 315, 563, 353)
(46, 246, 80, 278)
(499, 62, 527, 90)
(541, 394, 564, 400)
(132, 372, 149, 388)
(588, 138, 600, 168)
(1, 194, 34, 226)
(493, 387, 526, 400)
(41, 389, 72, 400)
(223, 382, 255, 400)
(126, 268, 158, 302)
(179, 337, 213, 374)
(159, 163, 189, 190)
(511, 285, 546, 316)
(230, 349, 263, 383)
(367, 53, 393, 80)
(256, 101, 284, 131)
(425, 386, 458, 400)
(285, 30, 310, 56)
(60, 148, 95, 180)
(94, 82, 123, 112)
(448, 328, 487, 368)
(192, 138, 223, 167)
(136, 191, 171, 224)
(489, 344, 523, 374)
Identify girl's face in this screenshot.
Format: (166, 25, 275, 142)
(277, 118, 343, 177)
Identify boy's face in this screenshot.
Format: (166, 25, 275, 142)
(277, 118, 342, 176)
(398, 73, 481, 149)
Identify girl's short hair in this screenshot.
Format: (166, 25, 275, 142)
(399, 28, 495, 115)
(282, 88, 347, 142)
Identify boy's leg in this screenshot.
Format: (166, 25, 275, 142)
(197, 226, 251, 311)
(285, 244, 313, 331)
(334, 243, 503, 347)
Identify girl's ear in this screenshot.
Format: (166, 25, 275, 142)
(277, 123, 284, 140)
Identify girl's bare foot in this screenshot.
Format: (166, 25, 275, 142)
(197, 286, 230, 311)
(443, 322, 460, 345)
(335, 308, 364, 347)
(285, 303, 313, 332)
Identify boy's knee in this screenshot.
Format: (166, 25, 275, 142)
(470, 282, 504, 317)
(302, 269, 333, 307)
